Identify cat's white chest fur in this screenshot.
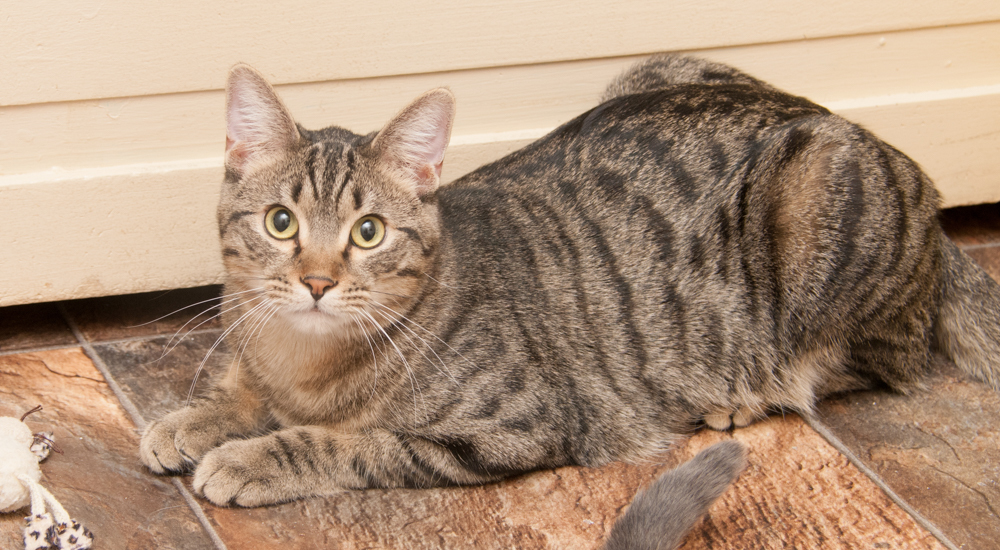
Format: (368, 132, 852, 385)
(244, 314, 384, 428)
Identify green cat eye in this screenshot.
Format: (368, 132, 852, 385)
(350, 216, 386, 249)
(264, 206, 298, 239)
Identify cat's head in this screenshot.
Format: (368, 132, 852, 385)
(217, 64, 455, 335)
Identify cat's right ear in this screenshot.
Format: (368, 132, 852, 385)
(372, 88, 456, 198)
(225, 64, 300, 176)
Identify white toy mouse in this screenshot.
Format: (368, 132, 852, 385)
(0, 406, 93, 550)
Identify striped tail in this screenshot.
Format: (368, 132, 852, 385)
(603, 441, 747, 550)
(935, 233, 1000, 390)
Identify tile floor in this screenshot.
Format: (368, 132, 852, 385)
(1, 202, 998, 549)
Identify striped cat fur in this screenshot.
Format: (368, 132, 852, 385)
(140, 55, 1000, 547)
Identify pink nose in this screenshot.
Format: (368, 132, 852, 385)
(301, 276, 337, 300)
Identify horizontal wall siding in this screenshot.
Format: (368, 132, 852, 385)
(1, 1, 998, 305)
(4, 0, 999, 106)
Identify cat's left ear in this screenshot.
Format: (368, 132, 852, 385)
(372, 88, 456, 197)
(225, 64, 301, 176)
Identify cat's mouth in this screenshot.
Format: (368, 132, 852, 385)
(290, 304, 339, 319)
(276, 301, 354, 333)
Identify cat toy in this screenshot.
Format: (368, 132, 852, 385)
(0, 406, 93, 550)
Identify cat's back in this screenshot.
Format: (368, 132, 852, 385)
(432, 77, 940, 399)
(437, 82, 833, 281)
(452, 83, 828, 199)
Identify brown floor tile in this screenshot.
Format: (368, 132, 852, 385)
(941, 202, 1000, 248)
(189, 416, 944, 549)
(0, 301, 76, 353)
(816, 357, 1000, 550)
(61, 285, 224, 343)
(0, 348, 216, 549)
(93, 331, 227, 422)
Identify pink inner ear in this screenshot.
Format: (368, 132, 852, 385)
(226, 141, 251, 167)
(223, 65, 300, 173)
(379, 90, 455, 196)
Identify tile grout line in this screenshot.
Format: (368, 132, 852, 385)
(0, 342, 81, 358)
(55, 303, 230, 550)
(803, 414, 960, 550)
(171, 478, 231, 550)
(56, 303, 150, 431)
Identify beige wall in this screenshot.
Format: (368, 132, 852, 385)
(2, 1, 999, 306)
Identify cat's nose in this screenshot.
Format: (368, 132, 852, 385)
(301, 276, 337, 301)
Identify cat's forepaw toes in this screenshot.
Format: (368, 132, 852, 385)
(140, 409, 227, 474)
(193, 442, 280, 507)
(140, 420, 192, 474)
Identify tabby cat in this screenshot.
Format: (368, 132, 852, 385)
(140, 55, 1000, 546)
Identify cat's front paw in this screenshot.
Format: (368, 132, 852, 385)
(193, 437, 298, 507)
(139, 407, 227, 474)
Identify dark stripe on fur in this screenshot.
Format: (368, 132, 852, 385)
(397, 435, 450, 487)
(351, 457, 379, 487)
(296, 431, 320, 474)
(324, 143, 343, 199)
(220, 210, 256, 236)
(306, 144, 320, 200)
(436, 437, 526, 478)
(334, 148, 356, 206)
(353, 187, 364, 211)
(275, 435, 302, 476)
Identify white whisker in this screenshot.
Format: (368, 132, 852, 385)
(368, 304, 458, 387)
(229, 301, 275, 384)
(130, 287, 262, 328)
(357, 307, 426, 425)
(422, 271, 458, 290)
(368, 300, 477, 371)
(369, 290, 413, 301)
(159, 291, 266, 360)
(243, 304, 281, 387)
(186, 299, 272, 405)
(349, 311, 382, 405)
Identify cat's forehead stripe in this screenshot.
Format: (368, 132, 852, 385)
(320, 142, 341, 200)
(352, 186, 363, 211)
(305, 142, 323, 201)
(292, 145, 314, 204)
(332, 146, 356, 206)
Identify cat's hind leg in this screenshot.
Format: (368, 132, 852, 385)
(703, 345, 861, 431)
(703, 408, 735, 431)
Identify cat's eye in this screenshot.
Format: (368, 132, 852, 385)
(264, 206, 299, 239)
(350, 216, 386, 249)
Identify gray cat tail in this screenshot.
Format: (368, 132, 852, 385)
(602, 441, 747, 550)
(936, 234, 1000, 390)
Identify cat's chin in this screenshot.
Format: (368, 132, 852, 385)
(279, 307, 354, 336)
